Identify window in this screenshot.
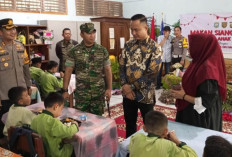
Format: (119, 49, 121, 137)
(76, 0, 123, 17)
(0, 0, 67, 14)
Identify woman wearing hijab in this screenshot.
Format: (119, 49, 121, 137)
(171, 34, 226, 131)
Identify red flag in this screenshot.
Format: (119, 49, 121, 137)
(150, 15, 155, 41)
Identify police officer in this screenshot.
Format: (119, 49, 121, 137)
(55, 28, 78, 74)
(62, 23, 112, 115)
(0, 18, 31, 141)
(171, 26, 188, 68)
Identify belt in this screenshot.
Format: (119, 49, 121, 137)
(172, 55, 182, 58)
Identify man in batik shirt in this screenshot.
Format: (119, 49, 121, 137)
(120, 14, 162, 138)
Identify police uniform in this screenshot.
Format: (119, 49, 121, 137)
(55, 39, 78, 72)
(65, 23, 111, 115)
(171, 36, 188, 66)
(0, 18, 31, 138)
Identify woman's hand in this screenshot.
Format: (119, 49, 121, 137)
(170, 87, 185, 100)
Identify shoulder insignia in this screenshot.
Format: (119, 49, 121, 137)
(182, 37, 188, 48)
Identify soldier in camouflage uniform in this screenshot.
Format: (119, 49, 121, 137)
(63, 23, 112, 115)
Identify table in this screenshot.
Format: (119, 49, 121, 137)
(0, 147, 22, 157)
(116, 120, 232, 157)
(2, 102, 118, 157)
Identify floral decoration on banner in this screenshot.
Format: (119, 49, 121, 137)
(222, 112, 232, 121)
(180, 16, 196, 26)
(210, 14, 232, 21)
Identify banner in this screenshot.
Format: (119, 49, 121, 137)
(180, 13, 232, 53)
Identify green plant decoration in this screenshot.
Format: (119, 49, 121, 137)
(111, 57, 121, 89)
(162, 74, 182, 89)
(222, 84, 232, 112)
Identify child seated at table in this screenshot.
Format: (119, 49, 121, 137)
(40, 60, 63, 98)
(31, 92, 78, 157)
(30, 57, 44, 87)
(129, 110, 197, 157)
(3, 87, 36, 136)
(203, 135, 232, 157)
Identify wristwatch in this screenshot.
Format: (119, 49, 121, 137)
(179, 141, 186, 147)
(62, 88, 68, 93)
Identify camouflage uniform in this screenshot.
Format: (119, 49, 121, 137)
(55, 39, 78, 72)
(65, 23, 111, 115)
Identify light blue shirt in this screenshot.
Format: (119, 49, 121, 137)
(158, 35, 173, 62)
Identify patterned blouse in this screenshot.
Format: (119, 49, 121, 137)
(120, 37, 162, 104)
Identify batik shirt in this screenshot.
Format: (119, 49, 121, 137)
(120, 37, 162, 104)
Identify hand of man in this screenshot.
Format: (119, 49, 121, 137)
(28, 87, 32, 96)
(60, 72, 64, 78)
(126, 91, 136, 100)
(62, 92, 69, 100)
(122, 84, 132, 96)
(105, 89, 112, 102)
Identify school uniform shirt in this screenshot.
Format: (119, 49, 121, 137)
(3, 104, 36, 136)
(129, 133, 197, 157)
(40, 71, 63, 98)
(29, 66, 44, 84)
(119, 37, 162, 104)
(31, 110, 78, 157)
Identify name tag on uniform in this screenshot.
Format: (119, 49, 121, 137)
(4, 62, 8, 67)
(94, 53, 103, 57)
(1, 57, 5, 62)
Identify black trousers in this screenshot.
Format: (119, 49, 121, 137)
(0, 100, 13, 138)
(122, 98, 154, 138)
(172, 57, 184, 70)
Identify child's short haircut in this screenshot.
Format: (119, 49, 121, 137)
(31, 57, 42, 65)
(44, 92, 65, 108)
(204, 135, 232, 157)
(8, 86, 27, 104)
(46, 60, 58, 70)
(145, 110, 168, 134)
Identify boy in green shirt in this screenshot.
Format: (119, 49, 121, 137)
(203, 135, 232, 157)
(129, 110, 197, 157)
(40, 61, 63, 98)
(3, 86, 36, 136)
(29, 57, 44, 86)
(31, 92, 78, 157)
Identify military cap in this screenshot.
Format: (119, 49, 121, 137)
(0, 18, 17, 29)
(80, 23, 96, 33)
